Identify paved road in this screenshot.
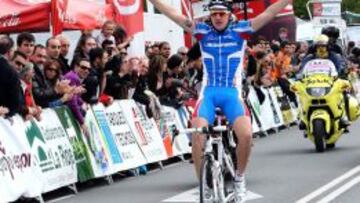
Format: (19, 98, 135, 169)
(55, 122, 360, 203)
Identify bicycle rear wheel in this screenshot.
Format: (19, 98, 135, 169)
(200, 155, 214, 203)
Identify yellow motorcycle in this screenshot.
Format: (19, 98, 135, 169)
(291, 59, 360, 152)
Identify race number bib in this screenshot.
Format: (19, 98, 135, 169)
(303, 59, 338, 77)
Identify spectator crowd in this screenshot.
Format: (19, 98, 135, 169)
(0, 20, 202, 137)
(1, 21, 360, 137)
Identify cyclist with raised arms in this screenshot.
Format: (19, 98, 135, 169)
(149, 0, 292, 200)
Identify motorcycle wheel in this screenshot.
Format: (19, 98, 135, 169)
(326, 143, 335, 149)
(313, 119, 326, 152)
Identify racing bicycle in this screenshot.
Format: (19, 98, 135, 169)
(176, 110, 238, 203)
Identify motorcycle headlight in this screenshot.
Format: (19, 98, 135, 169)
(306, 87, 331, 97)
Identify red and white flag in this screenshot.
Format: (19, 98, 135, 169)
(107, 0, 145, 56)
(63, 0, 114, 31)
(0, 0, 50, 33)
(51, 0, 68, 36)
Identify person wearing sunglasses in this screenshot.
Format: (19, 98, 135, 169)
(149, 0, 292, 200)
(64, 58, 90, 133)
(33, 59, 73, 108)
(11, 50, 28, 73)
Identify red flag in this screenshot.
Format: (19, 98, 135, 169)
(233, 0, 293, 20)
(62, 0, 114, 31)
(0, 0, 50, 33)
(109, 0, 144, 36)
(233, 0, 267, 20)
(51, 0, 68, 36)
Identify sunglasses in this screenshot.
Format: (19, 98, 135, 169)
(46, 67, 58, 72)
(15, 60, 26, 68)
(51, 45, 61, 49)
(80, 65, 91, 71)
(179, 52, 187, 56)
(210, 11, 229, 18)
(316, 45, 327, 48)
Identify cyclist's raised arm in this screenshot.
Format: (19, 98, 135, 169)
(250, 0, 292, 32)
(148, 0, 195, 33)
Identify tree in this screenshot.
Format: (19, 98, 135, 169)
(294, 0, 360, 19)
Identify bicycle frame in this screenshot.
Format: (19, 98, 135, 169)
(204, 133, 236, 202)
(177, 116, 237, 202)
(204, 115, 237, 202)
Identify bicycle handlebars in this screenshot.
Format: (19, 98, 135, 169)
(177, 126, 228, 135)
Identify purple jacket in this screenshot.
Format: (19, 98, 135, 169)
(64, 71, 85, 124)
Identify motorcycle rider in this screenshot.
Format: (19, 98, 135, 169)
(299, 34, 345, 77)
(321, 26, 343, 56)
(298, 34, 350, 130)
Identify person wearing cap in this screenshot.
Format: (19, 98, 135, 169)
(149, 0, 292, 200)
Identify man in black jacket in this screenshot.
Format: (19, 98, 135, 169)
(56, 35, 71, 74)
(0, 35, 23, 117)
(82, 47, 110, 104)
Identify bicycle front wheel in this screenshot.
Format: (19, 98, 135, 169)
(200, 155, 214, 203)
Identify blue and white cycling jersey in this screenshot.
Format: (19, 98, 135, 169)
(192, 21, 253, 124)
(193, 21, 253, 88)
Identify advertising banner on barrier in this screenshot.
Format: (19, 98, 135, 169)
(162, 106, 191, 155)
(247, 87, 267, 132)
(260, 87, 284, 129)
(92, 104, 124, 173)
(268, 87, 285, 127)
(0, 118, 43, 202)
(273, 86, 296, 125)
(259, 88, 276, 130)
(104, 103, 147, 170)
(25, 109, 77, 193)
(54, 107, 94, 182)
(84, 108, 112, 177)
(136, 103, 174, 158)
(157, 114, 175, 157)
(118, 100, 168, 163)
(174, 107, 191, 154)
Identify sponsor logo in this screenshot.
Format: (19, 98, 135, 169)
(106, 111, 127, 126)
(0, 140, 32, 180)
(0, 12, 21, 28)
(204, 42, 238, 48)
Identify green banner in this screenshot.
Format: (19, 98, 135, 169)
(54, 107, 94, 182)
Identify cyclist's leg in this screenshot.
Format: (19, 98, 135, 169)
(232, 114, 252, 175)
(192, 95, 215, 179)
(221, 92, 252, 176)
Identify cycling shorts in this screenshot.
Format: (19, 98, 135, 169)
(194, 86, 249, 125)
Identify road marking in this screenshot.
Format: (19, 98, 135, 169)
(162, 187, 263, 202)
(317, 175, 360, 203)
(296, 165, 360, 203)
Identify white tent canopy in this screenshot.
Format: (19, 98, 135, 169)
(296, 18, 315, 42)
